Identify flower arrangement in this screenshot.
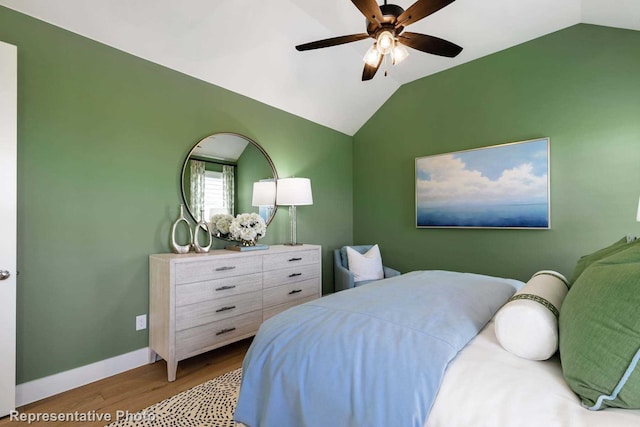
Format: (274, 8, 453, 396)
(209, 213, 234, 238)
(229, 213, 267, 246)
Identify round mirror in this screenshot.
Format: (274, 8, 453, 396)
(181, 133, 278, 239)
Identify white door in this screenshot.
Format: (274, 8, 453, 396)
(0, 40, 17, 417)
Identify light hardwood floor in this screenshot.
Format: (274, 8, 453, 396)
(0, 338, 252, 427)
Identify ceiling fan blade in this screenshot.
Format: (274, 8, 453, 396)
(398, 32, 462, 57)
(351, 0, 384, 26)
(396, 0, 455, 27)
(362, 55, 383, 81)
(296, 33, 370, 51)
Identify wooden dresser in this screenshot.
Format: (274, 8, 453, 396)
(149, 244, 321, 381)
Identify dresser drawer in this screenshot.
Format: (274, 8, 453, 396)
(263, 295, 318, 321)
(263, 278, 320, 308)
(175, 256, 261, 285)
(176, 290, 262, 331)
(262, 249, 319, 272)
(263, 264, 319, 289)
(176, 311, 262, 360)
(175, 273, 262, 306)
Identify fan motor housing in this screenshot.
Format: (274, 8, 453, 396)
(366, 3, 405, 36)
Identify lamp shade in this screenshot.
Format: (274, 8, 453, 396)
(637, 196, 640, 222)
(252, 181, 276, 206)
(276, 178, 313, 206)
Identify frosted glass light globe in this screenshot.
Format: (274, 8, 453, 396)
(376, 31, 395, 55)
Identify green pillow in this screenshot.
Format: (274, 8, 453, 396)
(569, 237, 633, 286)
(559, 243, 640, 410)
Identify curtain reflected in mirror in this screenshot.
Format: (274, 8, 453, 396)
(181, 133, 278, 239)
(222, 165, 235, 216)
(189, 159, 205, 219)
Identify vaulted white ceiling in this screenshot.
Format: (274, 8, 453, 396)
(1, 0, 639, 135)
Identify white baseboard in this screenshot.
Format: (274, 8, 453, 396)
(16, 347, 151, 407)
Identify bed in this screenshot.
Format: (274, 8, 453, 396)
(426, 318, 640, 426)
(233, 267, 640, 427)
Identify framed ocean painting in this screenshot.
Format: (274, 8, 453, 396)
(415, 138, 550, 229)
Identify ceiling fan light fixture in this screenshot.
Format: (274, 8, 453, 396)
(295, 0, 462, 81)
(363, 44, 382, 67)
(391, 44, 409, 65)
(376, 30, 395, 55)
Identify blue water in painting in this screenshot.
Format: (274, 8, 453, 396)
(417, 203, 549, 228)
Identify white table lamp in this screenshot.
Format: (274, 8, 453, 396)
(276, 177, 313, 245)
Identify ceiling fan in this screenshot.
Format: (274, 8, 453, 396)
(295, 0, 463, 81)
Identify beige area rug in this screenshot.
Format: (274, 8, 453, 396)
(106, 368, 244, 427)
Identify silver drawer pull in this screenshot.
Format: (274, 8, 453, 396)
(215, 266, 236, 271)
(216, 327, 236, 336)
(288, 273, 302, 278)
(288, 289, 302, 295)
(215, 285, 236, 291)
(288, 257, 302, 262)
(215, 305, 236, 313)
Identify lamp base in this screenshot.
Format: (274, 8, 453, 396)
(284, 242, 303, 246)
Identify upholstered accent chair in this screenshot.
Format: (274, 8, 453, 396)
(333, 245, 401, 292)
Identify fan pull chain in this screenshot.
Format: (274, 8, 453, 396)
(384, 54, 389, 77)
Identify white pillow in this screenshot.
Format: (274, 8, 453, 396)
(494, 270, 569, 360)
(346, 244, 384, 283)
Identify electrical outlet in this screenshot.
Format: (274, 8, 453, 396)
(136, 314, 147, 331)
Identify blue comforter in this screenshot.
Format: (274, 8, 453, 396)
(234, 270, 523, 427)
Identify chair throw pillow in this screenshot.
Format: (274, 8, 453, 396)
(346, 244, 384, 283)
(494, 270, 569, 360)
(559, 242, 640, 410)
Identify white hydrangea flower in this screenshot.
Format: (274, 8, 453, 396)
(229, 212, 267, 245)
(209, 213, 234, 235)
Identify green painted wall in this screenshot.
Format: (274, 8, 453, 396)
(0, 6, 353, 383)
(354, 24, 640, 282)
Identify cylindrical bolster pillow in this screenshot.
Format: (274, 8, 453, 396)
(494, 270, 569, 360)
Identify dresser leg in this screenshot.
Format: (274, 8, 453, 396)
(149, 349, 158, 364)
(167, 360, 178, 382)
